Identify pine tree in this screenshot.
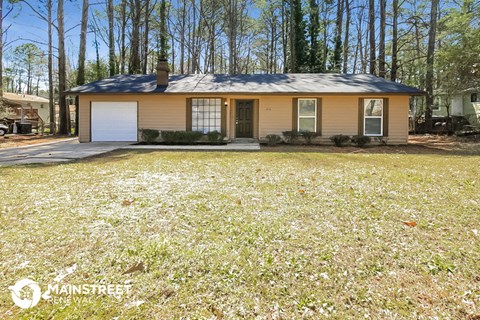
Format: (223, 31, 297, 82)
(290, 0, 308, 72)
(307, 0, 321, 72)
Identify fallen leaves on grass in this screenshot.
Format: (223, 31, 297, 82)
(402, 221, 417, 227)
(122, 199, 134, 206)
(122, 261, 144, 275)
(208, 305, 224, 319)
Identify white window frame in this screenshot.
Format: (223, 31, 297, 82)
(364, 98, 383, 137)
(298, 98, 317, 132)
(191, 98, 222, 134)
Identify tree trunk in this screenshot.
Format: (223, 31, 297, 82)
(47, 0, 55, 133)
(333, 0, 344, 72)
(159, 0, 167, 59)
(226, 0, 238, 74)
(142, 0, 150, 74)
(0, 0, 3, 97)
(378, 0, 386, 78)
(425, 0, 439, 130)
(75, 0, 88, 136)
(368, 0, 376, 75)
(289, 0, 296, 72)
(129, 0, 141, 74)
(180, 0, 186, 74)
(120, 0, 127, 74)
(390, 0, 398, 81)
(281, 0, 288, 73)
(107, 0, 115, 76)
(342, 0, 350, 74)
(57, 0, 69, 135)
(308, 0, 319, 73)
(321, 1, 328, 72)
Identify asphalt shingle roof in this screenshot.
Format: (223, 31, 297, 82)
(67, 73, 424, 95)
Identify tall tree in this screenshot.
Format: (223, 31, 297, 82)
(307, 0, 320, 72)
(437, 0, 480, 91)
(390, 0, 398, 81)
(290, 0, 307, 72)
(342, 0, 351, 73)
(378, 0, 386, 78)
(424, 0, 439, 128)
(128, 0, 141, 74)
(119, 0, 128, 74)
(332, 0, 344, 72)
(77, 0, 88, 87)
(368, 0, 376, 74)
(1, 0, 19, 97)
(57, 0, 69, 134)
(225, 0, 238, 74)
(281, 0, 289, 72)
(47, 0, 55, 133)
(75, 0, 88, 136)
(107, 0, 115, 76)
(159, 0, 168, 59)
(12, 43, 43, 94)
(1, 0, 4, 98)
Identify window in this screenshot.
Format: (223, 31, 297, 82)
(191, 98, 221, 134)
(298, 99, 317, 132)
(364, 99, 383, 136)
(472, 93, 480, 102)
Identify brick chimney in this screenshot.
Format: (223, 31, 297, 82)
(156, 59, 169, 86)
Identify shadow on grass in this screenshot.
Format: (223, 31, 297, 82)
(7, 142, 480, 170)
(260, 143, 480, 156)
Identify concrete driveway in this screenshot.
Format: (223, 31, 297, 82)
(0, 138, 131, 166)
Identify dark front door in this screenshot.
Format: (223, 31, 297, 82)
(236, 100, 253, 138)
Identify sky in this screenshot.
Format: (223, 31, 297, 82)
(3, 0, 108, 67)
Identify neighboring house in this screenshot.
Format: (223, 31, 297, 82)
(67, 60, 423, 144)
(432, 89, 480, 126)
(2, 92, 50, 124)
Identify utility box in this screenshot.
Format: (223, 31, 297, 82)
(16, 123, 32, 134)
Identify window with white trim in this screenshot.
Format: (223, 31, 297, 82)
(192, 98, 221, 134)
(364, 99, 383, 136)
(298, 98, 317, 132)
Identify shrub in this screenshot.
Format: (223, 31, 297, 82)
(266, 134, 282, 146)
(351, 135, 372, 147)
(282, 130, 299, 144)
(161, 131, 203, 144)
(207, 130, 224, 143)
(139, 129, 160, 143)
(329, 134, 350, 147)
(300, 130, 318, 145)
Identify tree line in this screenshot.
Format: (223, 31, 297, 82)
(1, 0, 479, 134)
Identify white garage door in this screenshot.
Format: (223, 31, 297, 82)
(91, 102, 138, 141)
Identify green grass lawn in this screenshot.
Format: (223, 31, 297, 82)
(0, 151, 479, 319)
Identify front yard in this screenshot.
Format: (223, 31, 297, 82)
(0, 151, 479, 318)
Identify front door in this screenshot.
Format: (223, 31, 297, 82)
(236, 100, 253, 138)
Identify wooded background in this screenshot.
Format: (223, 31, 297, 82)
(1, 0, 479, 134)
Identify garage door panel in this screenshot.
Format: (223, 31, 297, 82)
(91, 102, 137, 142)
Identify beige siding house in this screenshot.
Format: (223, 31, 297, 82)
(68, 60, 423, 144)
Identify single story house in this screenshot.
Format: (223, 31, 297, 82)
(2, 92, 50, 123)
(432, 88, 480, 126)
(67, 60, 423, 144)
